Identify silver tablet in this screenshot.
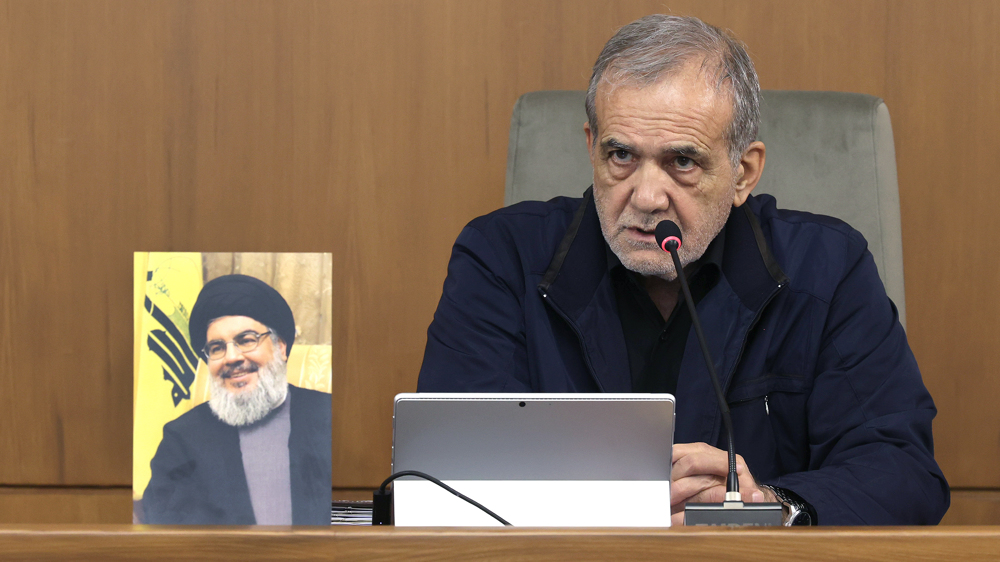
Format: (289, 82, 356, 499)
(391, 393, 675, 527)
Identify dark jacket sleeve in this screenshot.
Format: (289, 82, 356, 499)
(417, 224, 533, 392)
(142, 422, 200, 524)
(765, 230, 949, 524)
(289, 386, 334, 525)
(141, 408, 255, 525)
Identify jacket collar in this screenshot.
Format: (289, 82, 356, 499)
(720, 200, 789, 310)
(538, 188, 630, 392)
(538, 190, 788, 421)
(539, 187, 609, 320)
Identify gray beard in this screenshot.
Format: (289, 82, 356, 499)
(208, 355, 289, 427)
(596, 185, 735, 280)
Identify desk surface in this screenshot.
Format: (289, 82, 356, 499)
(1, 525, 999, 561)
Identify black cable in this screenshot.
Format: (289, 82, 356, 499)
(372, 470, 512, 526)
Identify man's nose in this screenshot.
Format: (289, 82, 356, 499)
(629, 161, 672, 213)
(222, 342, 246, 363)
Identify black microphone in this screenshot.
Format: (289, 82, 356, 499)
(654, 220, 782, 526)
(654, 220, 683, 253)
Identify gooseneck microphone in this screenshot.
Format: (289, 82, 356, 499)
(654, 220, 782, 526)
(654, 221, 740, 497)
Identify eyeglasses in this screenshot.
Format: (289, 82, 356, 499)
(202, 330, 273, 361)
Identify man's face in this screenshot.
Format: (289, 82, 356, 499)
(205, 315, 286, 395)
(586, 60, 761, 280)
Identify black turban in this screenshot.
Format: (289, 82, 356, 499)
(189, 274, 296, 360)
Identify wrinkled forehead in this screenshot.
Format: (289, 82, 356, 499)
(593, 63, 734, 138)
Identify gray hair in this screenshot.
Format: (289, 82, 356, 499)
(585, 15, 760, 168)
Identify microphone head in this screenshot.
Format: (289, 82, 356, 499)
(654, 220, 683, 253)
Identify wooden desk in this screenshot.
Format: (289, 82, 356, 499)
(1, 525, 999, 561)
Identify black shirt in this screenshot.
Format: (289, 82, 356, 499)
(608, 233, 724, 394)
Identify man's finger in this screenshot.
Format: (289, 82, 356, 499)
(671, 474, 725, 506)
(671, 442, 717, 463)
(684, 486, 729, 505)
(672, 446, 732, 479)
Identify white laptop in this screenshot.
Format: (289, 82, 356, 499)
(391, 393, 675, 527)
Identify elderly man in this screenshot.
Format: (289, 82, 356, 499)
(417, 15, 948, 525)
(143, 274, 332, 525)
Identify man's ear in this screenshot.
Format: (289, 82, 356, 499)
(732, 141, 766, 207)
(584, 121, 597, 167)
(276, 339, 288, 362)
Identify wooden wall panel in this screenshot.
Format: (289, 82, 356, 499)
(883, 0, 1000, 489)
(0, 486, 996, 525)
(0, 0, 173, 486)
(0, 488, 130, 524)
(0, 0, 998, 521)
(942, 491, 1000, 526)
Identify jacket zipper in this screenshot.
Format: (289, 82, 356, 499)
(722, 283, 785, 393)
(722, 283, 785, 396)
(728, 393, 770, 417)
(721, 282, 786, 402)
(538, 287, 605, 392)
(705, 282, 783, 447)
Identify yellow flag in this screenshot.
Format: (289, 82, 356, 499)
(133, 252, 205, 500)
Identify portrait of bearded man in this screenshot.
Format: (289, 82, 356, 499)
(142, 274, 332, 525)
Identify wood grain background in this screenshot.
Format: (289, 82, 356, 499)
(0, 0, 997, 523)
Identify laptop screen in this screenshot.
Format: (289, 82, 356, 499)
(391, 393, 675, 526)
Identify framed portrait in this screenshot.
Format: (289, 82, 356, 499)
(133, 252, 332, 525)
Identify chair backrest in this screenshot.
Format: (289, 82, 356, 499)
(504, 90, 906, 327)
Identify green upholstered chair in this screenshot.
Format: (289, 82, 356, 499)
(504, 90, 907, 327)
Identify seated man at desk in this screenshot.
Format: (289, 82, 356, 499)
(417, 15, 949, 525)
(143, 274, 332, 525)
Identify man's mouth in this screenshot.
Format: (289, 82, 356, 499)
(625, 225, 657, 242)
(221, 363, 258, 380)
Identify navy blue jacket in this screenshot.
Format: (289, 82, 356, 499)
(418, 190, 949, 525)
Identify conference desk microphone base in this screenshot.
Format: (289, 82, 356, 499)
(684, 500, 784, 526)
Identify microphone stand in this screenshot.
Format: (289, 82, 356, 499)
(661, 232, 782, 526)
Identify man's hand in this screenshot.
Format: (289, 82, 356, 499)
(670, 442, 776, 526)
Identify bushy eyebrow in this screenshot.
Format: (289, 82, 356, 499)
(601, 137, 635, 153)
(600, 137, 709, 161)
(205, 329, 261, 345)
(664, 144, 708, 160)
